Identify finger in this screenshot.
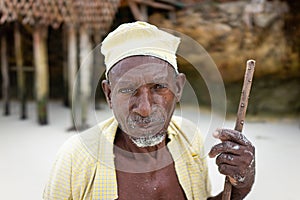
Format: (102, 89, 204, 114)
(218, 164, 246, 185)
(214, 129, 252, 146)
(218, 163, 237, 177)
(216, 153, 237, 166)
(209, 141, 246, 158)
(216, 153, 253, 169)
(219, 164, 253, 187)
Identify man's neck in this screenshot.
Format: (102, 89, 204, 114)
(113, 128, 174, 173)
(114, 128, 168, 159)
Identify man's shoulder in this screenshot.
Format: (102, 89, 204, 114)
(171, 115, 203, 139)
(55, 123, 103, 162)
(170, 115, 205, 152)
(58, 117, 117, 161)
(171, 116, 198, 128)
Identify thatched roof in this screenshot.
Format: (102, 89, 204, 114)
(0, 0, 120, 31)
(121, 0, 204, 8)
(0, 0, 64, 28)
(71, 0, 120, 33)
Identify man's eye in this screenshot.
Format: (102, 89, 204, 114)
(119, 88, 135, 94)
(153, 84, 167, 90)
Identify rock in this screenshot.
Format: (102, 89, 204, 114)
(147, 0, 299, 115)
(213, 23, 232, 37)
(253, 12, 279, 28)
(242, 0, 289, 29)
(177, 12, 203, 28)
(243, 1, 264, 29)
(217, 1, 247, 16)
(148, 0, 298, 82)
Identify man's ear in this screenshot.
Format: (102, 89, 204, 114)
(102, 80, 112, 108)
(174, 73, 186, 102)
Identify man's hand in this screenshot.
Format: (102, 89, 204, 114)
(209, 129, 255, 199)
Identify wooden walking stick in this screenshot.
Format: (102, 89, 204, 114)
(222, 59, 256, 200)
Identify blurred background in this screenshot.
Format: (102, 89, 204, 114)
(0, 0, 299, 199)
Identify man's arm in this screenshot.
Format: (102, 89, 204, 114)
(207, 129, 255, 200)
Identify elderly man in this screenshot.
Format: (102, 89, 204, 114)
(43, 21, 255, 200)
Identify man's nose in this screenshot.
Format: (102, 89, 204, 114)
(133, 88, 152, 117)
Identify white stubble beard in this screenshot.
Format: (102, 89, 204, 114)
(129, 131, 167, 148)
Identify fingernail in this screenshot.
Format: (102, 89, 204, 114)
(213, 129, 220, 138)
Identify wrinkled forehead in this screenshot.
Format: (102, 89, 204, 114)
(108, 56, 176, 85)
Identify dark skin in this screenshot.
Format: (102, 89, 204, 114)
(208, 129, 255, 200)
(102, 56, 255, 200)
(114, 131, 187, 200)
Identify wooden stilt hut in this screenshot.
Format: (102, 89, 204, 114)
(0, 0, 64, 124)
(0, 0, 120, 127)
(62, 0, 120, 130)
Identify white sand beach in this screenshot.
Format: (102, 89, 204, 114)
(0, 101, 299, 200)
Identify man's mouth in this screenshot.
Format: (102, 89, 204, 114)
(128, 116, 164, 129)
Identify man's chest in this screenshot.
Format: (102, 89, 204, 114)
(115, 163, 187, 200)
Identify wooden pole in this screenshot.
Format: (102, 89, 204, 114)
(33, 25, 49, 125)
(128, 1, 145, 21)
(67, 24, 78, 131)
(14, 23, 27, 119)
(222, 60, 256, 200)
(62, 25, 69, 107)
(79, 25, 92, 130)
(93, 30, 102, 110)
(68, 24, 78, 108)
(1, 33, 10, 116)
(140, 4, 148, 22)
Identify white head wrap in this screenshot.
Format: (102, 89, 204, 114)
(101, 21, 180, 78)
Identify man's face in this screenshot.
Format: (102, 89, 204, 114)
(102, 56, 185, 145)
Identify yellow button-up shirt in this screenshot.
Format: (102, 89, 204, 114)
(43, 116, 211, 200)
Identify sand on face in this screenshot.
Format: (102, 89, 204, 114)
(0, 101, 299, 200)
